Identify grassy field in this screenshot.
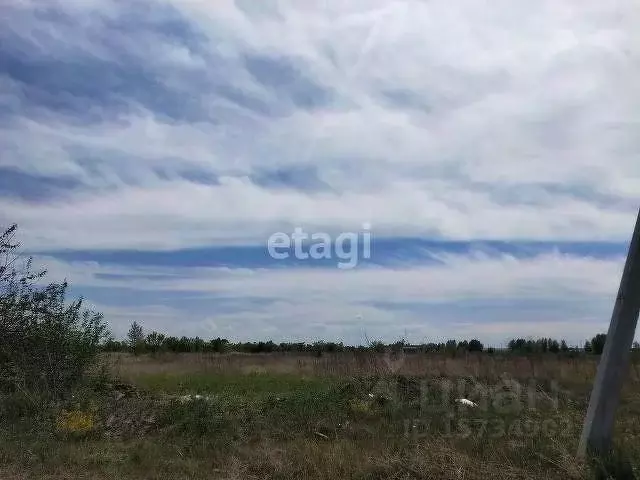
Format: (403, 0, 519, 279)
(2, 351, 640, 479)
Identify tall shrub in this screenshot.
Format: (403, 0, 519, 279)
(0, 224, 108, 402)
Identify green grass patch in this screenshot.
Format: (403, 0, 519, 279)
(130, 371, 339, 397)
(5, 359, 640, 479)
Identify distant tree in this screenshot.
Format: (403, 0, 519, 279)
(145, 331, 165, 354)
(508, 338, 527, 352)
(584, 340, 593, 353)
(164, 336, 179, 352)
(506, 337, 570, 354)
(192, 336, 205, 352)
(390, 339, 406, 353)
(537, 338, 549, 353)
(127, 321, 145, 355)
(325, 342, 343, 353)
(424, 342, 440, 353)
(208, 337, 229, 353)
(178, 336, 192, 352)
(468, 339, 483, 352)
(590, 333, 607, 355)
(102, 337, 126, 352)
(369, 341, 386, 353)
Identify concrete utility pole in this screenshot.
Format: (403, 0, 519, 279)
(578, 207, 640, 457)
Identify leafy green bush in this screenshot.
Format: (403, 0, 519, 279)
(0, 224, 108, 404)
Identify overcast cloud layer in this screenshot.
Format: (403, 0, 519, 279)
(1, 0, 639, 345)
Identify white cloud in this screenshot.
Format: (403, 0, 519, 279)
(45, 251, 623, 302)
(3, 177, 637, 251)
(1, 0, 639, 250)
(36, 251, 625, 344)
(1, 0, 638, 343)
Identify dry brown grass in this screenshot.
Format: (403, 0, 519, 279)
(109, 350, 606, 384)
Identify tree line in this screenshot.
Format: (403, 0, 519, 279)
(105, 321, 622, 356)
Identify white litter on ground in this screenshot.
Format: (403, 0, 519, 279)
(178, 394, 215, 403)
(455, 398, 478, 407)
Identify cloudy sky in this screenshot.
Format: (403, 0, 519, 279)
(1, 0, 639, 346)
